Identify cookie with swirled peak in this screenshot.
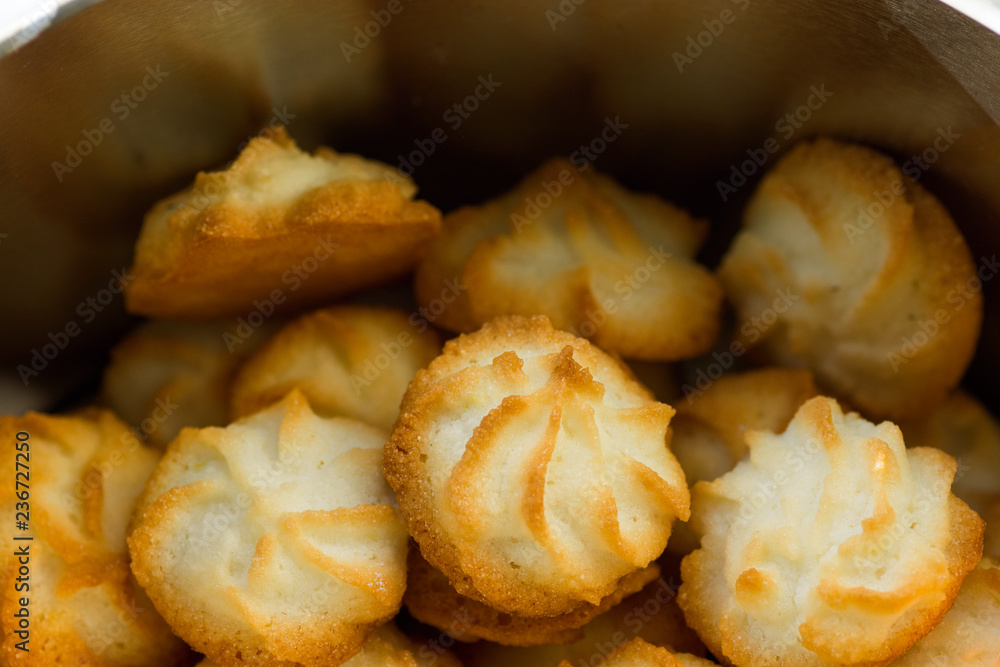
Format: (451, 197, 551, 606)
(101, 319, 277, 448)
(891, 556, 1000, 666)
(0, 409, 191, 666)
(415, 159, 722, 361)
(128, 389, 409, 666)
(678, 396, 984, 666)
(718, 138, 982, 421)
(404, 548, 662, 646)
(384, 315, 690, 618)
(196, 622, 464, 667)
(230, 305, 441, 430)
(125, 126, 441, 318)
(556, 638, 715, 667)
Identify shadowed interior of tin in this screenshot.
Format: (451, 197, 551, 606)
(0, 0, 998, 412)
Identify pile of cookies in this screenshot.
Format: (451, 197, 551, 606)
(3, 129, 998, 666)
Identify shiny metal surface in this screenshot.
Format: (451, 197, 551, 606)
(1, 0, 999, 408)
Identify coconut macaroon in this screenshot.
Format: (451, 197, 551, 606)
(465, 567, 705, 666)
(384, 315, 690, 618)
(196, 622, 464, 667)
(672, 367, 819, 486)
(678, 396, 984, 667)
(230, 305, 441, 430)
(404, 548, 662, 646)
(101, 319, 277, 448)
(0, 410, 190, 666)
(415, 158, 723, 361)
(891, 557, 1000, 666)
(717, 138, 982, 421)
(125, 126, 441, 318)
(128, 390, 409, 666)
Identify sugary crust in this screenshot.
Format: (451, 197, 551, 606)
(196, 622, 464, 667)
(384, 316, 690, 618)
(0, 409, 191, 666)
(101, 319, 276, 448)
(125, 127, 441, 318)
(415, 158, 722, 361)
(718, 138, 982, 421)
(678, 396, 984, 667)
(128, 390, 408, 666)
(672, 367, 819, 485)
(230, 305, 441, 429)
(404, 548, 661, 646)
(892, 557, 1000, 666)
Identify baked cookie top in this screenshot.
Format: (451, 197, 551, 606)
(718, 138, 981, 421)
(230, 305, 441, 430)
(384, 315, 690, 618)
(0, 409, 190, 665)
(125, 126, 441, 318)
(415, 158, 722, 361)
(128, 389, 408, 666)
(679, 396, 984, 666)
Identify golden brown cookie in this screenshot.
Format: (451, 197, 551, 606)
(679, 396, 984, 666)
(415, 159, 722, 361)
(718, 138, 982, 421)
(101, 319, 277, 448)
(230, 305, 441, 430)
(128, 390, 408, 666)
(0, 409, 191, 666)
(125, 127, 441, 318)
(384, 315, 690, 618)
